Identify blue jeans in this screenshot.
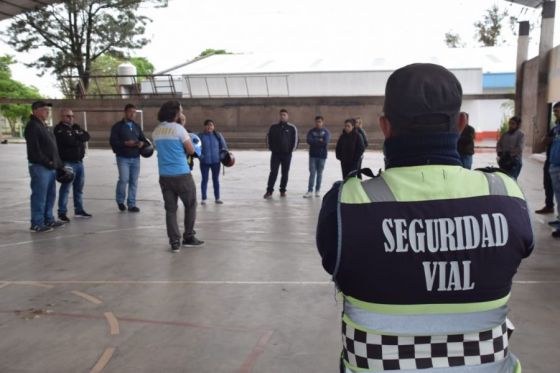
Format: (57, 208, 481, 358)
(29, 163, 56, 227)
(460, 154, 473, 169)
(200, 162, 221, 200)
(308, 157, 326, 192)
(549, 164, 560, 217)
(58, 162, 85, 215)
(116, 156, 140, 207)
(508, 158, 522, 180)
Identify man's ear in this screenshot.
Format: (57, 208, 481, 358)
(457, 112, 467, 133)
(379, 116, 392, 139)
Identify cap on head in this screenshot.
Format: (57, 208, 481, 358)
(383, 63, 463, 134)
(31, 100, 52, 110)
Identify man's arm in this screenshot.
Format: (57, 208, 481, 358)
(316, 183, 341, 275)
(73, 124, 90, 142)
(55, 124, 82, 148)
(25, 123, 53, 168)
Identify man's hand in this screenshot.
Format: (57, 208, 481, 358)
(137, 141, 144, 148)
(124, 140, 137, 147)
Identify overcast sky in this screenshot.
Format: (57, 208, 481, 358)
(0, 0, 555, 97)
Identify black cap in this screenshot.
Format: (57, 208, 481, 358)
(383, 63, 463, 133)
(31, 100, 53, 110)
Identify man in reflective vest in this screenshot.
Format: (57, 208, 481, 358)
(316, 63, 533, 373)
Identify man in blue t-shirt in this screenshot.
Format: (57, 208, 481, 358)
(152, 101, 204, 252)
(547, 102, 560, 238)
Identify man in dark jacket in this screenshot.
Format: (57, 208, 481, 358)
(54, 108, 91, 222)
(264, 109, 298, 198)
(457, 113, 475, 169)
(109, 103, 148, 212)
(24, 101, 65, 233)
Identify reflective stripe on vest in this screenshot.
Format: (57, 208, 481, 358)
(336, 168, 529, 372)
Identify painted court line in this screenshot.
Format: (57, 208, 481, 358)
(104, 312, 119, 335)
(0, 282, 10, 289)
(90, 347, 115, 373)
(239, 330, 274, 373)
(71, 290, 103, 305)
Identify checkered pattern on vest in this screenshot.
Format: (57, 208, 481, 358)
(342, 319, 513, 371)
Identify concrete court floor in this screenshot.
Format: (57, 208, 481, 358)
(0, 144, 558, 373)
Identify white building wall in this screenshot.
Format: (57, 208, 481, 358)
(462, 99, 513, 133)
(142, 68, 483, 98)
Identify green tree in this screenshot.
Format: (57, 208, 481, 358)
(444, 31, 465, 48)
(2, 0, 167, 97)
(198, 49, 231, 57)
(0, 56, 42, 136)
(474, 5, 510, 47)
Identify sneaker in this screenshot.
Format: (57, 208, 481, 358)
(128, 206, 140, 213)
(117, 203, 126, 211)
(182, 236, 205, 247)
(314, 192, 321, 198)
(535, 206, 554, 214)
(30, 225, 54, 233)
(280, 192, 287, 197)
(46, 220, 66, 228)
(548, 220, 560, 227)
(215, 200, 223, 204)
(552, 230, 560, 238)
(58, 214, 70, 222)
(75, 210, 92, 218)
(263, 192, 272, 199)
(171, 242, 181, 253)
(303, 192, 312, 198)
(200, 200, 207, 205)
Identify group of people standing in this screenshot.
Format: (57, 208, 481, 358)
(24, 101, 230, 253)
(263, 110, 370, 199)
(24, 101, 91, 233)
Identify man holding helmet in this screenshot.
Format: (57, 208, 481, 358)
(110, 103, 148, 213)
(152, 101, 204, 253)
(54, 108, 91, 222)
(24, 101, 66, 232)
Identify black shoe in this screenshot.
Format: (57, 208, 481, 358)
(552, 230, 560, 238)
(182, 236, 205, 247)
(535, 206, 554, 214)
(75, 210, 92, 218)
(171, 242, 181, 253)
(128, 206, 140, 213)
(118, 203, 126, 211)
(46, 220, 66, 228)
(263, 192, 272, 199)
(548, 220, 560, 227)
(280, 191, 287, 197)
(30, 225, 54, 233)
(58, 214, 70, 222)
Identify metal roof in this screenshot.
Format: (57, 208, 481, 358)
(505, 0, 543, 8)
(0, 0, 60, 22)
(160, 47, 517, 76)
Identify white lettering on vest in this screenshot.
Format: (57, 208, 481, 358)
(422, 260, 475, 292)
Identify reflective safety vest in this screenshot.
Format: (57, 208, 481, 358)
(335, 165, 533, 372)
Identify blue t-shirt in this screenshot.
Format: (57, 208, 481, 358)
(152, 122, 191, 176)
(550, 124, 560, 166)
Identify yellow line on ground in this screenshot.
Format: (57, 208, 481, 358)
(104, 312, 119, 335)
(71, 290, 103, 305)
(0, 282, 10, 289)
(90, 347, 115, 373)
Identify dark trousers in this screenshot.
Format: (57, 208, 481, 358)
(544, 160, 554, 208)
(341, 161, 359, 179)
(159, 174, 197, 245)
(266, 152, 292, 193)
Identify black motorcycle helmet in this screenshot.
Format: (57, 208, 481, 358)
(140, 140, 154, 158)
(56, 165, 75, 184)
